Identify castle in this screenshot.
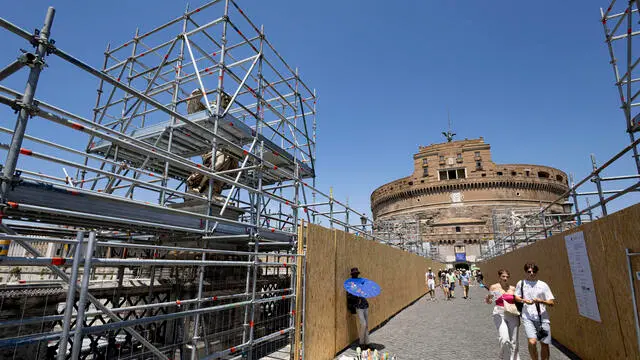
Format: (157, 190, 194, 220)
(370, 137, 570, 266)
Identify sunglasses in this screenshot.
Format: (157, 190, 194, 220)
(527, 270, 537, 274)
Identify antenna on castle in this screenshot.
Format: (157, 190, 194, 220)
(442, 108, 456, 142)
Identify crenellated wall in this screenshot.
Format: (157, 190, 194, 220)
(372, 177, 568, 219)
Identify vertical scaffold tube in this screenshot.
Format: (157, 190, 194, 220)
(570, 173, 581, 225)
(591, 154, 608, 216)
(247, 142, 264, 359)
(0, 7, 55, 200)
(70, 231, 97, 359)
(57, 231, 85, 360)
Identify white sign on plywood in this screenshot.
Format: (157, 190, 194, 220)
(565, 231, 601, 322)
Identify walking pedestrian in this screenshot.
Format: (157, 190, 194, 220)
(425, 267, 436, 301)
(440, 269, 450, 300)
(485, 269, 521, 360)
(515, 263, 555, 360)
(447, 269, 457, 298)
(346, 267, 371, 350)
(460, 269, 471, 299)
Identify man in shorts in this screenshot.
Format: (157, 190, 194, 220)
(515, 262, 555, 360)
(459, 269, 471, 299)
(425, 267, 436, 301)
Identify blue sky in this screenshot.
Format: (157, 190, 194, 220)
(1, 0, 638, 223)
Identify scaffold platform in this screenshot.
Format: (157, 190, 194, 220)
(89, 108, 314, 184)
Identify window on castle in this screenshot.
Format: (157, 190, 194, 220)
(457, 153, 462, 159)
(439, 155, 445, 161)
(474, 151, 480, 157)
(422, 158, 428, 165)
(423, 167, 428, 177)
(476, 161, 482, 170)
(456, 226, 461, 233)
(439, 168, 466, 180)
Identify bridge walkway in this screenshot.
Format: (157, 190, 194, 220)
(335, 285, 576, 360)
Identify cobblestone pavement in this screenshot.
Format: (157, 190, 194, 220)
(335, 286, 573, 360)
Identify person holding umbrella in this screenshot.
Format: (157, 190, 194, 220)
(345, 267, 377, 350)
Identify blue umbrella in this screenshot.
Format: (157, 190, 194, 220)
(343, 277, 381, 298)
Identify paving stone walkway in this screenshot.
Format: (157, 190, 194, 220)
(335, 286, 574, 360)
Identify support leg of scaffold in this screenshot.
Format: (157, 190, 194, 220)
(591, 154, 608, 216)
(71, 231, 97, 359)
(629, 131, 640, 175)
(190, 244, 206, 360)
(56, 231, 85, 360)
(1, 228, 170, 360)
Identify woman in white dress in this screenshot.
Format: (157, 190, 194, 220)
(485, 269, 521, 360)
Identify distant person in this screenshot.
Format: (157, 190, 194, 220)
(460, 269, 471, 299)
(346, 267, 371, 350)
(485, 269, 521, 360)
(425, 267, 436, 301)
(476, 269, 485, 286)
(515, 263, 555, 360)
(440, 269, 450, 300)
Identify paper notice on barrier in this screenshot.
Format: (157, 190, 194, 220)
(565, 231, 601, 322)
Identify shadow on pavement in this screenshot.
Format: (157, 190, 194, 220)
(348, 342, 386, 351)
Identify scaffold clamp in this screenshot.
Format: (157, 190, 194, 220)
(30, 29, 57, 55)
(0, 169, 22, 193)
(17, 51, 38, 68)
(10, 97, 40, 117)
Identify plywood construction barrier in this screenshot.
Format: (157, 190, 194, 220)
(303, 224, 444, 359)
(480, 203, 640, 360)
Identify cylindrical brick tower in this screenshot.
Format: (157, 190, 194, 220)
(370, 137, 570, 265)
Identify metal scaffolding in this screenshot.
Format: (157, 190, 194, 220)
(0, 2, 382, 359)
(480, 1, 640, 259)
(487, 207, 574, 255)
(482, 141, 640, 259)
(373, 216, 426, 256)
(601, 0, 640, 174)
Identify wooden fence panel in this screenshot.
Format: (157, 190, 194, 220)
(480, 203, 640, 359)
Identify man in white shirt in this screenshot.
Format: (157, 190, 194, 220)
(425, 268, 436, 301)
(515, 262, 555, 360)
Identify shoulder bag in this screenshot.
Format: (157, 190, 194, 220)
(535, 302, 549, 340)
(501, 285, 521, 316)
(515, 280, 524, 313)
(503, 300, 521, 316)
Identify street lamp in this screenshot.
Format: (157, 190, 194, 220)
(360, 215, 367, 233)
